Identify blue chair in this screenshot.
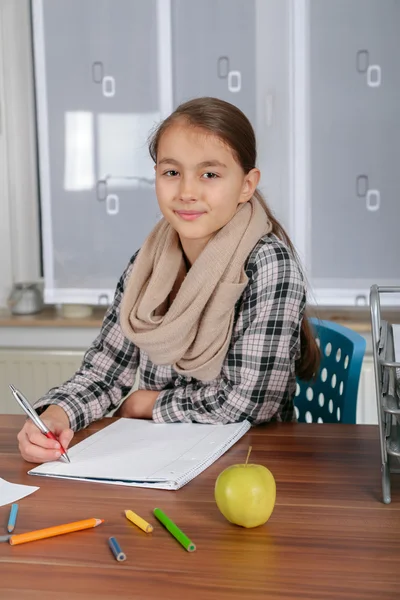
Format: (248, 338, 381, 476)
(295, 319, 366, 424)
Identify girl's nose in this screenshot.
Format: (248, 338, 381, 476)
(179, 177, 197, 202)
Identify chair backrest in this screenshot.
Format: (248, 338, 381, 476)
(295, 319, 366, 424)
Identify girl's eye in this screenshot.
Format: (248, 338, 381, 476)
(163, 170, 179, 177)
(202, 172, 218, 179)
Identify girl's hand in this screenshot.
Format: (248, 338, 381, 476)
(117, 390, 159, 419)
(17, 405, 74, 464)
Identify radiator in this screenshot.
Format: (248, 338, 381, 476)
(0, 349, 84, 414)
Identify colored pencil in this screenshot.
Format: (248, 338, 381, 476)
(125, 509, 153, 533)
(7, 503, 19, 533)
(108, 536, 126, 562)
(153, 508, 196, 552)
(9, 518, 104, 546)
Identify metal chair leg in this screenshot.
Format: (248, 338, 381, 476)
(382, 463, 391, 504)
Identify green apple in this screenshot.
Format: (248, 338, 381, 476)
(215, 461, 276, 528)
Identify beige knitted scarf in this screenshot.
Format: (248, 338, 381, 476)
(119, 197, 272, 381)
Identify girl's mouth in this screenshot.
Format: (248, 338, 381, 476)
(175, 211, 205, 221)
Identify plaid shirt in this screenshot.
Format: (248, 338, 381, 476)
(34, 235, 306, 431)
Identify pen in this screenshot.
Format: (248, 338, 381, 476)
(9, 384, 70, 463)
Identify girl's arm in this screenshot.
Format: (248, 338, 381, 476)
(33, 254, 139, 431)
(152, 240, 306, 425)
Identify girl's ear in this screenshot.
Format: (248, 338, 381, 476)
(239, 168, 261, 204)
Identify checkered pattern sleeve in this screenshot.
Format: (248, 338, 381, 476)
(33, 254, 140, 431)
(153, 237, 306, 425)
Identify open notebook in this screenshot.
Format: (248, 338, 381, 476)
(28, 418, 251, 490)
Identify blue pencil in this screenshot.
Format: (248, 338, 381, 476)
(7, 504, 19, 533)
(108, 536, 126, 562)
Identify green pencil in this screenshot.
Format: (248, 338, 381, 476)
(153, 508, 196, 552)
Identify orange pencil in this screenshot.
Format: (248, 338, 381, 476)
(9, 518, 104, 546)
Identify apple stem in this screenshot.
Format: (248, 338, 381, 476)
(245, 445, 252, 466)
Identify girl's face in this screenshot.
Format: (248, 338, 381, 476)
(155, 123, 260, 255)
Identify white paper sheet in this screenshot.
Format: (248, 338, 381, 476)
(29, 418, 251, 490)
(0, 477, 39, 507)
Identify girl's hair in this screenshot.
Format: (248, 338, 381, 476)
(148, 97, 319, 380)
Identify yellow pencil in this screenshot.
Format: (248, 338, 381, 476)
(125, 510, 153, 533)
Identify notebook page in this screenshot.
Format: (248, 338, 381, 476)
(28, 419, 250, 487)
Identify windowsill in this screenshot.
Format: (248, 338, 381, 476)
(308, 306, 400, 334)
(0, 306, 106, 329)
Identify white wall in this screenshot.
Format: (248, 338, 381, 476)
(0, 0, 41, 308)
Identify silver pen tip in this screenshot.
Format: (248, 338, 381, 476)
(9, 384, 17, 393)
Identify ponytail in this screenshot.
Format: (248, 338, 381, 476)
(254, 191, 320, 380)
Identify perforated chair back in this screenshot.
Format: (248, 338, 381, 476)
(295, 319, 366, 424)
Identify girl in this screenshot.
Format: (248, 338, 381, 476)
(18, 97, 319, 463)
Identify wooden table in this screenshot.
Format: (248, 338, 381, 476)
(0, 417, 399, 600)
